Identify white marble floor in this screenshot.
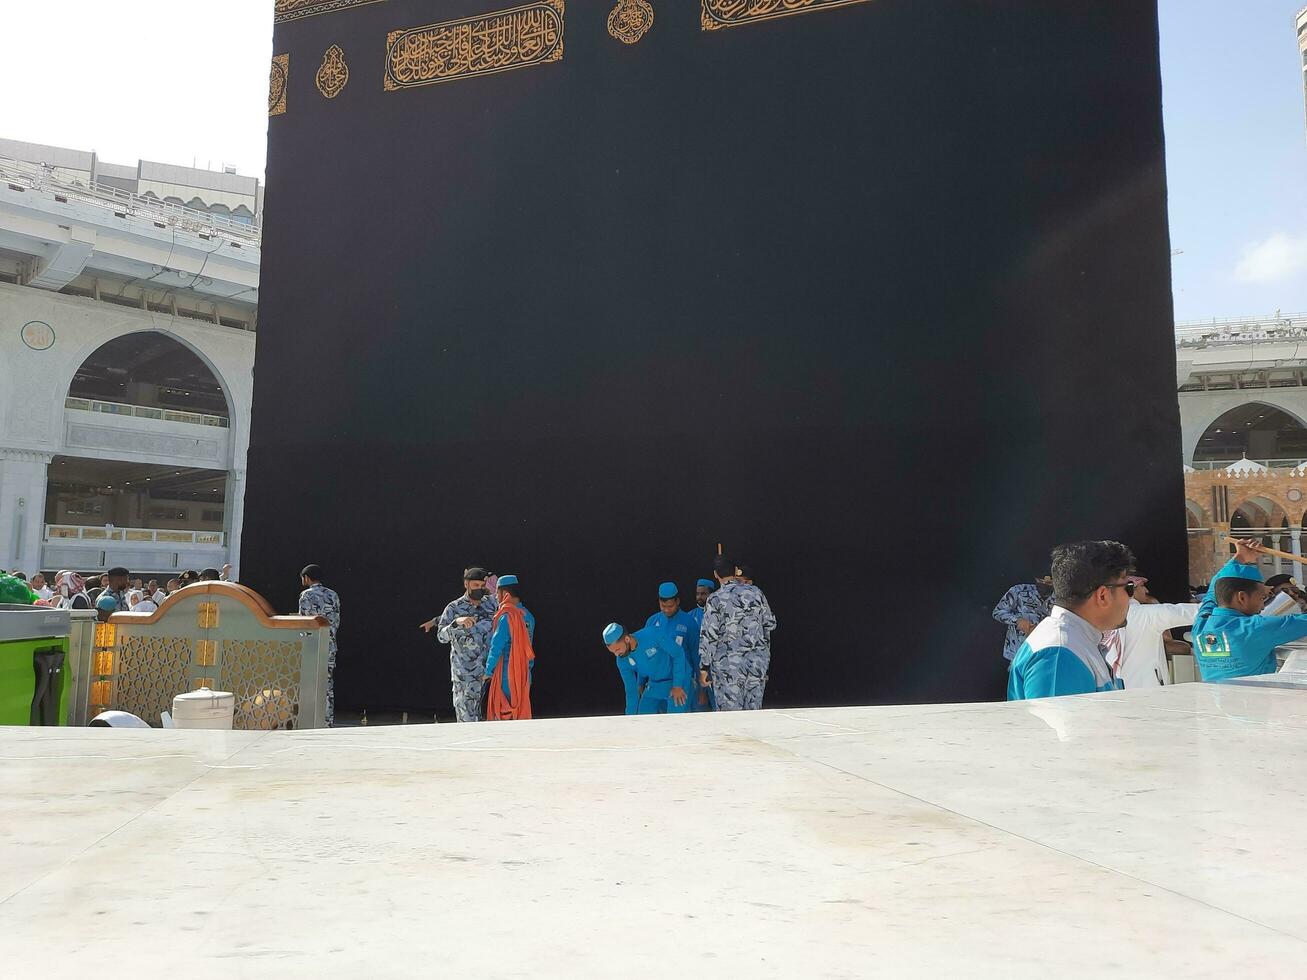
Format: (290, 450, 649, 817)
(2, 684, 1306, 977)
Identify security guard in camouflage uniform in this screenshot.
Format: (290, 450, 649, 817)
(699, 558, 777, 711)
(297, 564, 341, 727)
(422, 566, 498, 722)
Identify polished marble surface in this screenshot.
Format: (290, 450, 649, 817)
(2, 685, 1306, 976)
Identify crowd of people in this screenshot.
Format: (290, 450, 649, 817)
(2, 564, 234, 617)
(995, 538, 1307, 700)
(21, 536, 1299, 727)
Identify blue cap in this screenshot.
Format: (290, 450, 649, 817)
(1214, 561, 1263, 584)
(697, 578, 715, 590)
(657, 582, 678, 600)
(96, 594, 119, 612)
(602, 622, 624, 645)
(497, 574, 519, 587)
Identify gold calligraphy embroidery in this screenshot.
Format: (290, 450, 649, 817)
(269, 54, 289, 116)
(701, 0, 872, 31)
(384, 1, 564, 90)
(274, 0, 385, 25)
(608, 0, 653, 44)
(316, 44, 350, 98)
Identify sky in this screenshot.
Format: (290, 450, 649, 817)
(0, 0, 1302, 321)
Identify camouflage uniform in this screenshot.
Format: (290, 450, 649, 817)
(435, 593, 499, 722)
(298, 582, 341, 727)
(699, 581, 777, 711)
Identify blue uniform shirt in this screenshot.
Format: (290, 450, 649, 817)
(486, 605, 536, 697)
(1008, 605, 1121, 700)
(647, 608, 703, 712)
(1192, 559, 1307, 682)
(645, 608, 700, 671)
(627, 625, 690, 703)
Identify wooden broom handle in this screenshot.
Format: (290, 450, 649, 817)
(1225, 536, 1307, 566)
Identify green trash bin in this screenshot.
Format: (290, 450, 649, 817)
(0, 604, 72, 726)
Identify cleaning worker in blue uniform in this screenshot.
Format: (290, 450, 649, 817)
(1192, 538, 1307, 682)
(1008, 540, 1134, 701)
(689, 578, 715, 629)
(611, 639, 641, 715)
(690, 578, 718, 707)
(645, 582, 701, 712)
(602, 622, 690, 714)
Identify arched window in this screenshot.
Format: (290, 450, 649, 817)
(1194, 404, 1307, 464)
(69, 332, 229, 419)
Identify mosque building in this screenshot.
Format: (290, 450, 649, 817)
(0, 140, 257, 578)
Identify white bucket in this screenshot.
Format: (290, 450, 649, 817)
(171, 688, 235, 730)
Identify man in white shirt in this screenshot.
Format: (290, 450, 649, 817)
(1101, 576, 1198, 688)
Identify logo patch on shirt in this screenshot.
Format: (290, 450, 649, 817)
(1198, 632, 1231, 657)
(643, 646, 656, 658)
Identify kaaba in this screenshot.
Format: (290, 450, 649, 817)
(243, 0, 1184, 717)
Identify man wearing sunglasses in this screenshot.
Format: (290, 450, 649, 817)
(1191, 538, 1307, 682)
(1008, 540, 1135, 701)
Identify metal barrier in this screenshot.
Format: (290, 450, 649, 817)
(88, 583, 329, 729)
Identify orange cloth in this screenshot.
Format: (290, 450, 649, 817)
(486, 600, 534, 721)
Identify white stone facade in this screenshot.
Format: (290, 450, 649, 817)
(0, 282, 254, 576)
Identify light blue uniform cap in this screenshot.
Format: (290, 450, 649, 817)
(602, 622, 624, 645)
(657, 581, 678, 600)
(1214, 561, 1263, 583)
(497, 574, 519, 587)
(696, 578, 715, 590)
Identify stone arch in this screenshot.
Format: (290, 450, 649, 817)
(1230, 494, 1279, 529)
(1192, 400, 1307, 463)
(1184, 498, 1208, 527)
(63, 328, 235, 426)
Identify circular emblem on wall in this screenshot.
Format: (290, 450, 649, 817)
(20, 320, 55, 350)
(1289, 488, 1303, 503)
(316, 45, 349, 99)
(608, 0, 654, 44)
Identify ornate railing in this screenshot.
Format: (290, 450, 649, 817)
(0, 157, 260, 246)
(45, 525, 225, 547)
(65, 397, 229, 428)
(84, 583, 330, 729)
(1175, 313, 1307, 348)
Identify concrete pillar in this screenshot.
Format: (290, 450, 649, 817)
(1292, 528, 1303, 579)
(0, 448, 53, 574)
(224, 468, 246, 581)
(1272, 534, 1284, 575)
(1211, 522, 1231, 584)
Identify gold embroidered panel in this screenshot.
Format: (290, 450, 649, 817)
(316, 44, 350, 98)
(384, 0, 564, 91)
(608, 0, 653, 44)
(701, 0, 872, 31)
(274, 0, 385, 24)
(269, 53, 289, 116)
